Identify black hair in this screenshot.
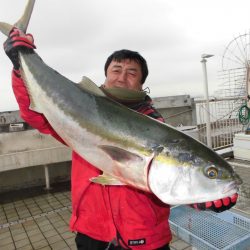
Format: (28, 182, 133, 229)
(104, 49, 148, 84)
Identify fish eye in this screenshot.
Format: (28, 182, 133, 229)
(206, 167, 218, 179)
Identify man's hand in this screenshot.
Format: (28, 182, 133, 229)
(3, 28, 36, 70)
(190, 193, 238, 213)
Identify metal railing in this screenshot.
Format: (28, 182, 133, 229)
(195, 97, 246, 149)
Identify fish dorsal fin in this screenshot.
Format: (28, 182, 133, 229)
(90, 173, 124, 186)
(99, 145, 144, 163)
(77, 76, 106, 97)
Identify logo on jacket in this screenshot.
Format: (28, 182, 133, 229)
(128, 238, 146, 246)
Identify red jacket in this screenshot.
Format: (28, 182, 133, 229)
(12, 70, 172, 249)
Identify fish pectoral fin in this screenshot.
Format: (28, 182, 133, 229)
(90, 174, 125, 186)
(28, 94, 42, 113)
(77, 76, 106, 97)
(99, 145, 144, 164)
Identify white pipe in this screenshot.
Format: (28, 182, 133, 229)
(44, 165, 50, 190)
(201, 57, 212, 148)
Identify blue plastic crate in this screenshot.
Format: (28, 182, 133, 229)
(169, 205, 250, 250)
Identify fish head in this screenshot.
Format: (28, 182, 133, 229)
(148, 141, 242, 205)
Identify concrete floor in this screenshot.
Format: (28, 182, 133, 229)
(1, 183, 249, 250)
(0, 188, 193, 250)
(0, 191, 75, 250)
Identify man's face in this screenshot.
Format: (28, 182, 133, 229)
(103, 59, 143, 91)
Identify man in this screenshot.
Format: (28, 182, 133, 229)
(4, 28, 238, 250)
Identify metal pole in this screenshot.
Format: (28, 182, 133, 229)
(44, 165, 51, 190)
(246, 67, 250, 108)
(201, 56, 212, 148)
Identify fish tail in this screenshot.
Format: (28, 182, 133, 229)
(0, 0, 36, 36)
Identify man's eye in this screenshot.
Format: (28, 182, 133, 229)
(128, 72, 136, 77)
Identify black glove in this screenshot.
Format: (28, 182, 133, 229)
(190, 193, 238, 213)
(3, 28, 36, 70)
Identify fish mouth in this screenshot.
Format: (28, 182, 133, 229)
(223, 181, 238, 194)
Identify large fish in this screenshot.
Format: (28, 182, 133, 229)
(0, 0, 241, 205)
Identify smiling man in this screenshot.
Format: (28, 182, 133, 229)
(103, 51, 144, 91)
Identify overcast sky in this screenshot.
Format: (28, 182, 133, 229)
(0, 0, 250, 112)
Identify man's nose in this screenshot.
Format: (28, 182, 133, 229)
(118, 71, 127, 82)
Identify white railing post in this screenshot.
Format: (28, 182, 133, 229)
(44, 164, 51, 190)
(201, 54, 214, 148)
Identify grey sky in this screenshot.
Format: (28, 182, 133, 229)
(0, 0, 250, 111)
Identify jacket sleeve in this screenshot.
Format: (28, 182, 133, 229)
(136, 102, 165, 123)
(143, 105, 165, 123)
(12, 69, 66, 145)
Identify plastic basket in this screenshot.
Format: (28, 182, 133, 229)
(169, 205, 250, 250)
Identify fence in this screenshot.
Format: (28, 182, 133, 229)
(195, 97, 246, 150)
